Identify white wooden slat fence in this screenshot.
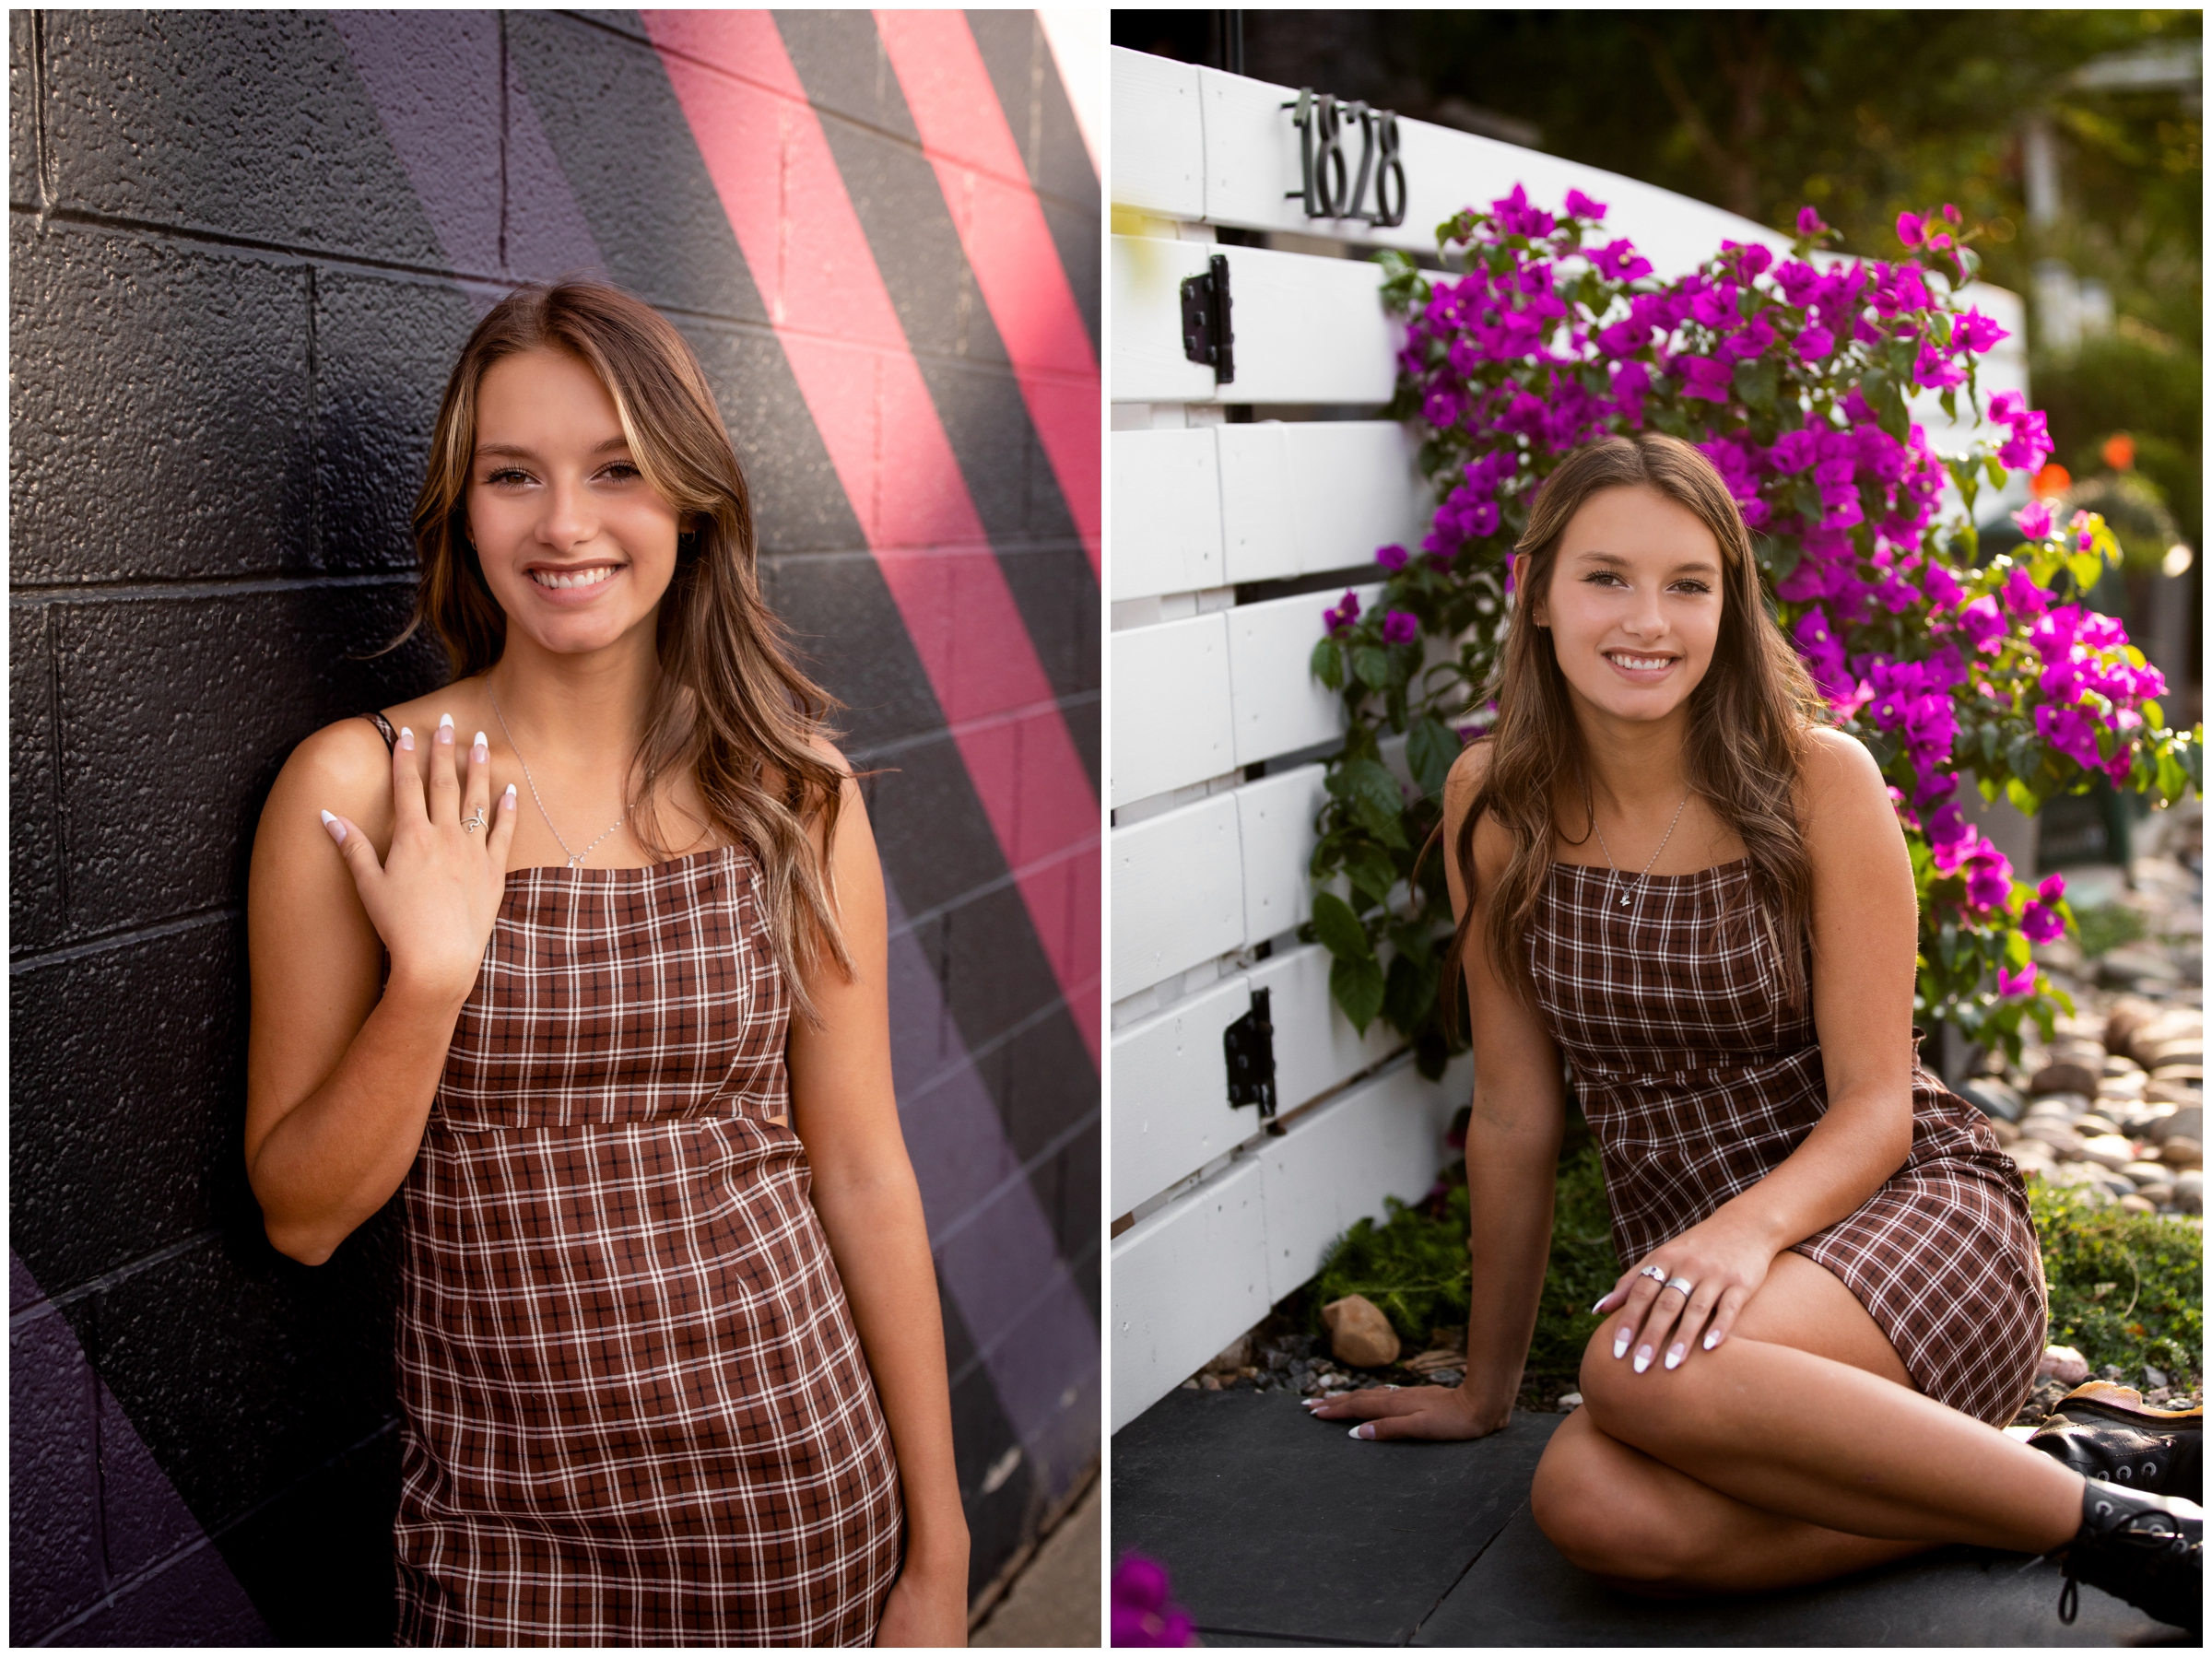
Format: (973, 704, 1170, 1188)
(1106, 44, 2028, 1432)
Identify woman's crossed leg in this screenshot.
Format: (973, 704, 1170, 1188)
(1532, 1251, 2084, 1595)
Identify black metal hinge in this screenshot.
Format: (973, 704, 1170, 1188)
(1224, 985, 1281, 1134)
(1180, 252, 1234, 383)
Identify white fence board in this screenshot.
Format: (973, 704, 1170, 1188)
(1110, 50, 1205, 219)
(1215, 422, 1296, 582)
(1110, 234, 1218, 404)
(1257, 1052, 1470, 1304)
(1235, 763, 1326, 944)
(1109, 973, 1251, 1217)
(1228, 584, 1380, 768)
(1111, 793, 1244, 1000)
(1110, 428, 1225, 601)
(1249, 941, 1400, 1114)
(1111, 1155, 1271, 1432)
(1283, 421, 1430, 574)
(1111, 612, 1234, 807)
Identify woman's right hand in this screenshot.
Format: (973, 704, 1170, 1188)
(321, 715, 518, 1005)
(1305, 1382, 1512, 1441)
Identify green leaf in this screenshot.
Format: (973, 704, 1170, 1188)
(1312, 636, 1345, 691)
(1346, 843, 1399, 907)
(1335, 758, 1404, 826)
(1406, 718, 1459, 799)
(1353, 646, 1394, 690)
(1311, 889, 1375, 962)
(1331, 954, 1387, 1035)
(1733, 356, 1778, 412)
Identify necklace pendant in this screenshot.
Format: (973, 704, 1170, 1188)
(567, 854, 585, 870)
(1619, 893, 1631, 906)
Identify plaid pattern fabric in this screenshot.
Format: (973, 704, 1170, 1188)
(1531, 859, 2046, 1428)
(394, 845, 902, 1646)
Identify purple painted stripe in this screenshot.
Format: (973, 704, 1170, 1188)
(886, 884, 1099, 1484)
(9, 1252, 271, 1646)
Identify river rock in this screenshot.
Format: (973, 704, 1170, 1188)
(1557, 1392, 1583, 1411)
(2160, 1135, 2203, 1169)
(2121, 1194, 2158, 1214)
(2073, 1112, 2123, 1139)
(2176, 1169, 2204, 1213)
(1204, 1334, 1254, 1376)
(1323, 1295, 1403, 1369)
(2031, 1059, 2104, 1098)
(2039, 1346, 2090, 1386)
(1987, 1116, 2021, 1145)
(2123, 1160, 2171, 1185)
(2146, 1077, 2204, 1107)
(2101, 945, 2182, 988)
(2020, 1121, 2087, 1158)
(2106, 997, 2166, 1056)
(2148, 1105, 2203, 1146)
(2099, 1072, 2148, 1105)
(2079, 1134, 2138, 1171)
(2142, 1035, 2204, 1069)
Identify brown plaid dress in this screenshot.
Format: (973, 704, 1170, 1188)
(391, 840, 902, 1645)
(1530, 858, 2047, 1427)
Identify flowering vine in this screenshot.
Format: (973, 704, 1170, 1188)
(1307, 190, 2200, 1077)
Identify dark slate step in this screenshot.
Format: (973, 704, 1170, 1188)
(1112, 1390, 2180, 1647)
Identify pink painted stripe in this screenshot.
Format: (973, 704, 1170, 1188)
(875, 10, 1101, 576)
(641, 11, 1100, 1060)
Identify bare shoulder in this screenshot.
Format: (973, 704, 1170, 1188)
(1441, 737, 1512, 890)
(265, 714, 395, 838)
(1796, 724, 1905, 864)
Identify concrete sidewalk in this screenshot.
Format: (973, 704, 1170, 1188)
(1112, 1390, 2182, 1647)
(971, 1476, 1100, 1647)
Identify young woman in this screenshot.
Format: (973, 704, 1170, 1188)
(244, 280, 968, 1645)
(1308, 435, 2198, 1631)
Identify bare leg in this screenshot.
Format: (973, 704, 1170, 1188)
(1534, 1252, 2082, 1592)
(1533, 1406, 1936, 1595)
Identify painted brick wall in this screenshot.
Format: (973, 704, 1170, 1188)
(9, 10, 1100, 1643)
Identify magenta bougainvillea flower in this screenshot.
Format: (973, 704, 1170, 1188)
(1303, 187, 2201, 1061)
(1111, 1556, 1196, 1647)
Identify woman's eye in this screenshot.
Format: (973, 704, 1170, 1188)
(485, 468, 532, 487)
(600, 463, 641, 482)
(1672, 580, 1712, 594)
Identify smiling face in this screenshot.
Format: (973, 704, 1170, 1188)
(1521, 483, 1726, 733)
(466, 347, 683, 659)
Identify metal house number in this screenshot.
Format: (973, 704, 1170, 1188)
(1281, 88, 1407, 228)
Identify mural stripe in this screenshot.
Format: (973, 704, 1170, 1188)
(640, 9, 1100, 1061)
(874, 10, 1102, 578)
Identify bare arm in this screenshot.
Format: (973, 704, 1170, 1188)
(245, 716, 515, 1265)
(785, 756, 968, 1647)
(1313, 741, 1563, 1440)
(1604, 727, 1918, 1369)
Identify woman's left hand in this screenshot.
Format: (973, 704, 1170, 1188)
(876, 1563, 967, 1647)
(1594, 1210, 1777, 1377)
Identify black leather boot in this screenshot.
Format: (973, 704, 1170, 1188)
(2058, 1478, 2202, 1633)
(2030, 1416, 2202, 1501)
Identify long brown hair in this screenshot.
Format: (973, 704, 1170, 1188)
(1443, 433, 1827, 1017)
(400, 278, 852, 1017)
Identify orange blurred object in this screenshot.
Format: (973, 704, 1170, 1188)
(2031, 464, 2072, 499)
(2101, 432, 2136, 471)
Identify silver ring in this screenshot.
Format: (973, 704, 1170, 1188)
(1665, 1276, 1695, 1298)
(1638, 1264, 1668, 1285)
(462, 808, 487, 834)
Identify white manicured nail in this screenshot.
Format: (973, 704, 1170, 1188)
(1633, 1346, 1653, 1374)
(503, 784, 517, 806)
(473, 731, 488, 760)
(1703, 1331, 1721, 1351)
(1349, 1424, 1373, 1440)
(1613, 1330, 1631, 1359)
(399, 725, 415, 749)
(1665, 1344, 1686, 1370)
(320, 809, 345, 843)
(436, 714, 454, 743)
(1591, 1296, 1611, 1314)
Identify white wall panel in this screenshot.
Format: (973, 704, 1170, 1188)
(1235, 763, 1326, 943)
(1111, 1155, 1271, 1433)
(1111, 613, 1234, 807)
(1257, 1052, 1470, 1305)
(1110, 428, 1225, 601)
(1227, 584, 1381, 767)
(1282, 421, 1429, 574)
(1110, 972, 1252, 1217)
(1215, 423, 1295, 583)
(1111, 793, 1244, 1000)
(1250, 941, 1400, 1113)
(1111, 234, 1218, 404)
(1110, 50, 1205, 219)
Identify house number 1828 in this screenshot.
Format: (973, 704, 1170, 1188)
(1281, 88, 1407, 229)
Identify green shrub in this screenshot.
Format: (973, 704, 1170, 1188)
(2031, 1181, 2204, 1387)
(2072, 901, 2149, 958)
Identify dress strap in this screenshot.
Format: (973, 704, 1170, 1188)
(360, 711, 399, 752)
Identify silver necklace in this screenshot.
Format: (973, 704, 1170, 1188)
(487, 686, 627, 870)
(1590, 787, 1692, 908)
